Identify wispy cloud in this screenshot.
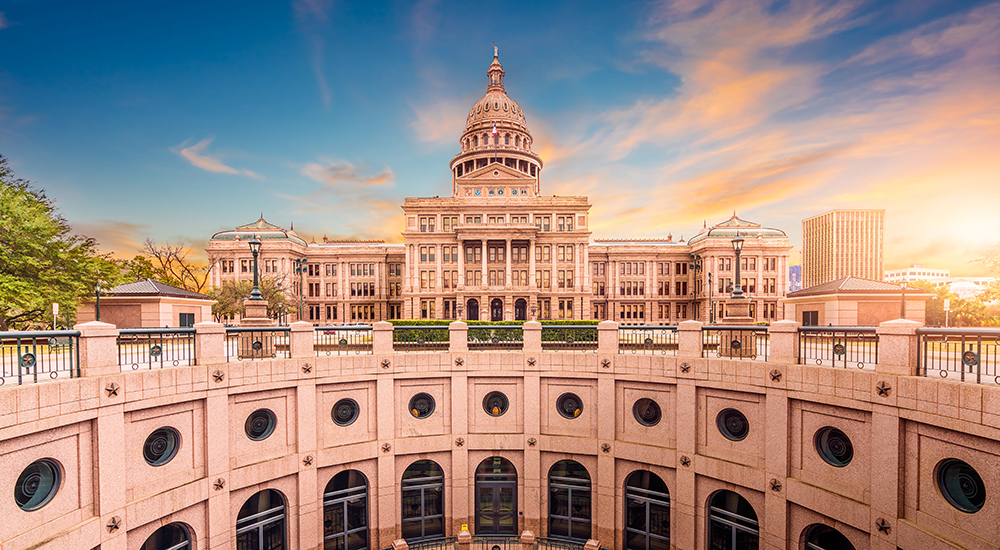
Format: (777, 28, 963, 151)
(409, 97, 468, 145)
(293, 0, 334, 108)
(301, 158, 394, 187)
(170, 137, 261, 178)
(0, 12, 9, 29)
(73, 220, 149, 257)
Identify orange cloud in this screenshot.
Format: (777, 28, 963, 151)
(301, 159, 394, 187)
(171, 138, 261, 178)
(409, 98, 469, 146)
(73, 220, 148, 257)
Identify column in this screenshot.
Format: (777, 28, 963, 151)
(529, 240, 537, 289)
(458, 238, 465, 288)
(583, 244, 590, 289)
(436, 243, 443, 318)
(481, 239, 488, 287)
(404, 246, 412, 292)
(505, 239, 512, 289)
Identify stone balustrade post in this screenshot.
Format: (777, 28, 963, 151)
(392, 539, 408, 550)
(876, 319, 923, 376)
(768, 320, 801, 365)
(194, 321, 226, 365)
(289, 321, 315, 359)
(457, 526, 472, 550)
(520, 530, 536, 550)
(522, 320, 542, 353)
(597, 320, 619, 354)
(450, 321, 469, 353)
(373, 321, 395, 354)
(74, 321, 119, 377)
(677, 320, 704, 358)
(584, 540, 601, 550)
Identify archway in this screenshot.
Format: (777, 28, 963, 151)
(402, 460, 445, 541)
(476, 457, 518, 535)
(708, 490, 758, 549)
(625, 470, 670, 550)
(491, 298, 504, 322)
(236, 489, 286, 550)
(804, 524, 854, 550)
(467, 299, 480, 321)
(548, 460, 591, 542)
(140, 523, 191, 550)
(323, 470, 368, 550)
(514, 299, 527, 321)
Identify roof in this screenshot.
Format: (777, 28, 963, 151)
(107, 279, 211, 300)
(211, 217, 308, 246)
(686, 214, 786, 245)
(787, 276, 925, 298)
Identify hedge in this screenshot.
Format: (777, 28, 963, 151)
(387, 319, 598, 342)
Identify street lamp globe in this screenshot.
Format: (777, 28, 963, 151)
(731, 235, 744, 254)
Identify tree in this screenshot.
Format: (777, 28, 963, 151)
(208, 277, 291, 323)
(974, 241, 1000, 276)
(0, 155, 127, 330)
(140, 239, 214, 294)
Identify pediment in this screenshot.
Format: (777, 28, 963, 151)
(460, 163, 534, 181)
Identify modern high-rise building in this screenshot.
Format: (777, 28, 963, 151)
(801, 209, 885, 289)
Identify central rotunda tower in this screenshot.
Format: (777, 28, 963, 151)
(449, 51, 544, 198)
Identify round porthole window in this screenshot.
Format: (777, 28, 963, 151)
(716, 408, 749, 441)
(143, 427, 180, 466)
(937, 459, 986, 513)
(483, 391, 509, 417)
(245, 409, 277, 441)
(410, 393, 435, 419)
(557, 392, 583, 419)
(814, 427, 853, 467)
(14, 458, 61, 511)
(632, 398, 661, 426)
(332, 398, 360, 427)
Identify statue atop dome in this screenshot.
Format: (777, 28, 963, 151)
(493, 43, 498, 58)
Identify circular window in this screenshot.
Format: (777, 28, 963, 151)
(332, 398, 359, 427)
(410, 393, 435, 419)
(937, 459, 986, 513)
(632, 398, 661, 426)
(245, 409, 277, 441)
(14, 458, 61, 511)
(143, 427, 180, 466)
(557, 392, 583, 419)
(716, 408, 749, 441)
(483, 391, 509, 417)
(814, 427, 853, 467)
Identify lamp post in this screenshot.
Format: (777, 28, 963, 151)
(94, 283, 102, 322)
(731, 235, 745, 299)
(932, 295, 937, 326)
(293, 257, 309, 321)
(689, 253, 702, 320)
(248, 236, 263, 301)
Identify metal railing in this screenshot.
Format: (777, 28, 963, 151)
(315, 325, 374, 355)
(471, 536, 518, 550)
(619, 325, 679, 355)
(225, 327, 291, 362)
(0, 330, 81, 385)
(468, 325, 524, 351)
(407, 537, 457, 550)
(798, 326, 878, 369)
(118, 328, 196, 371)
(535, 537, 585, 550)
(541, 325, 598, 353)
(394, 326, 450, 352)
(702, 326, 769, 361)
(917, 328, 1000, 384)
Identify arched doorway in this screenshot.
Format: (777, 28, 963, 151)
(548, 460, 591, 542)
(323, 470, 368, 550)
(708, 490, 758, 549)
(141, 523, 191, 550)
(491, 299, 504, 322)
(625, 471, 670, 550)
(467, 299, 480, 321)
(804, 524, 854, 550)
(514, 299, 527, 321)
(476, 457, 517, 535)
(401, 460, 444, 542)
(236, 489, 286, 550)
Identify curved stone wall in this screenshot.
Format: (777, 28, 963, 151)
(2, 346, 999, 549)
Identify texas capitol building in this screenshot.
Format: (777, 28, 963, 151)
(208, 53, 792, 324)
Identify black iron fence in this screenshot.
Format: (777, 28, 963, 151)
(407, 537, 458, 550)
(619, 325, 679, 355)
(917, 328, 1000, 384)
(541, 325, 598, 353)
(702, 326, 769, 361)
(225, 327, 291, 362)
(0, 330, 81, 385)
(394, 325, 451, 352)
(468, 325, 524, 352)
(315, 325, 374, 355)
(798, 326, 878, 369)
(118, 328, 196, 371)
(535, 537, 585, 550)
(471, 536, 519, 550)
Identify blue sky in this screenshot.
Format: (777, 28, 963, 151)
(1, 0, 998, 274)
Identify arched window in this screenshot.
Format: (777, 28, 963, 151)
(515, 136, 520, 147)
(548, 460, 591, 542)
(140, 523, 191, 550)
(625, 471, 670, 550)
(493, 134, 499, 146)
(324, 471, 369, 550)
(402, 460, 444, 541)
(804, 524, 854, 550)
(474, 136, 479, 147)
(476, 457, 517, 535)
(505, 134, 510, 145)
(708, 491, 758, 549)
(237, 489, 286, 550)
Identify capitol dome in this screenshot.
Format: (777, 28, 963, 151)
(465, 57, 528, 130)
